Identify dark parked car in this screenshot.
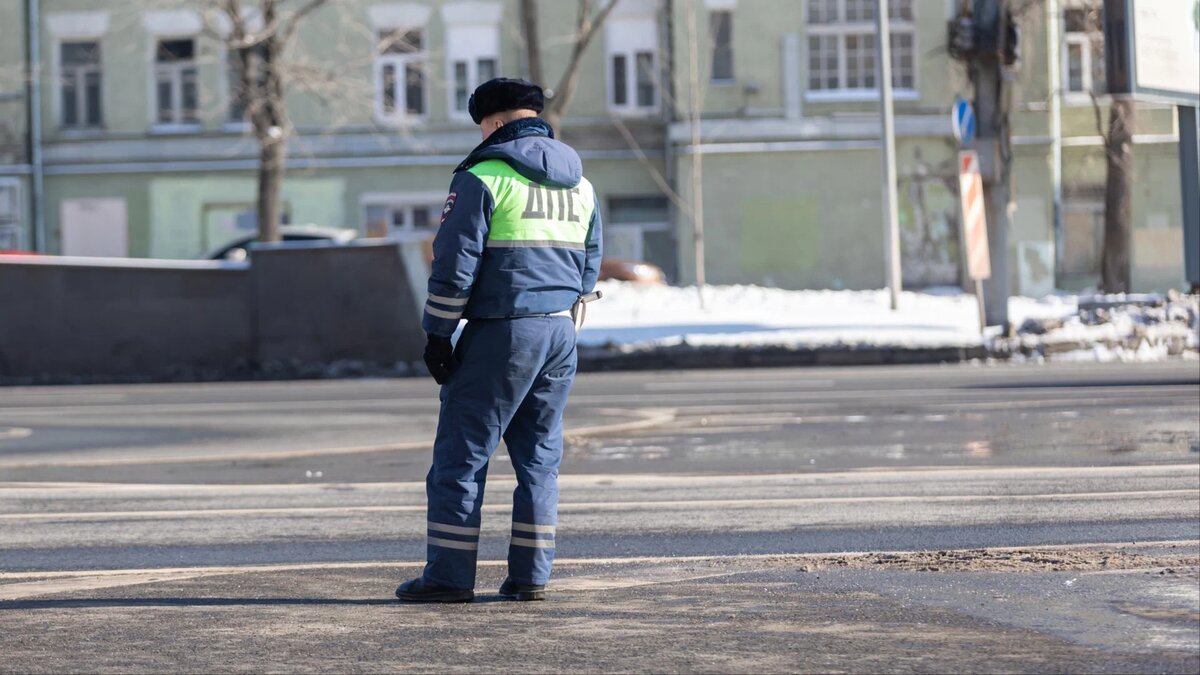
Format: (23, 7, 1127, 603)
(203, 225, 358, 261)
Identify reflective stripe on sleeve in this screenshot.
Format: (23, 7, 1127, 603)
(486, 240, 586, 250)
(511, 536, 555, 549)
(429, 537, 479, 551)
(428, 294, 469, 307)
(425, 304, 464, 320)
(428, 521, 480, 537)
(511, 522, 556, 534)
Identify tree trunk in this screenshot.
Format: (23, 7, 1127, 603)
(1101, 98, 1135, 293)
(519, 0, 543, 87)
(257, 136, 284, 244)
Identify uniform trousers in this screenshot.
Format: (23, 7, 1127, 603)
(422, 315, 577, 589)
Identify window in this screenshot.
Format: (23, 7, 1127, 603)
(806, 0, 916, 96)
(375, 28, 426, 122)
(1063, 7, 1105, 99)
(154, 38, 198, 125)
(0, 180, 21, 251)
(364, 200, 440, 240)
(60, 41, 103, 129)
(709, 10, 734, 82)
(606, 195, 674, 281)
(606, 16, 659, 113)
(446, 23, 499, 117)
(228, 44, 269, 124)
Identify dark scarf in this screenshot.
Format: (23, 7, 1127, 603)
(454, 117, 555, 173)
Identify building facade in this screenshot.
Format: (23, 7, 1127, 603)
(0, 0, 1190, 293)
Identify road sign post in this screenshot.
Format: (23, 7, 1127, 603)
(959, 150, 991, 333)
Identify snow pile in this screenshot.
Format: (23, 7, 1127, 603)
(1008, 292, 1199, 363)
(580, 281, 995, 351)
(579, 281, 1197, 362)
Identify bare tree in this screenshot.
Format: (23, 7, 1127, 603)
(1092, 95, 1136, 293)
(519, 0, 619, 134)
(205, 0, 327, 244)
(1076, 3, 1134, 293)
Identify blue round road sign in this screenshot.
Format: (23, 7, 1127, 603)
(952, 96, 976, 146)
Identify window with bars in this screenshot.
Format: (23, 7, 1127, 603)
(806, 0, 916, 96)
(154, 38, 198, 125)
(1063, 7, 1105, 99)
(375, 28, 426, 122)
(709, 10, 734, 82)
(60, 41, 103, 129)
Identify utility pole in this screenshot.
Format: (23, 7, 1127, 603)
(25, 0, 45, 252)
(1046, 0, 1063, 288)
(951, 0, 1014, 329)
(686, 1, 706, 306)
(877, 0, 902, 311)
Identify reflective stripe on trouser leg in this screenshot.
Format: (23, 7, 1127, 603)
(504, 317, 577, 586)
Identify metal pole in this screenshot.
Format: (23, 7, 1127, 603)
(973, 0, 1010, 329)
(26, 0, 45, 252)
(1180, 105, 1200, 293)
(686, 0, 706, 307)
(877, 0, 901, 310)
(1046, 0, 1063, 288)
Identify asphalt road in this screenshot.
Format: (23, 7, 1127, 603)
(1, 361, 1198, 672)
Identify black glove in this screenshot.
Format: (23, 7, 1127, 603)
(423, 335, 457, 385)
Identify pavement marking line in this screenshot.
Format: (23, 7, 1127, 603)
(0, 572, 213, 601)
(0, 427, 32, 440)
(1, 462, 1195, 494)
(0, 408, 676, 470)
(3, 385, 1193, 418)
(2, 489, 1196, 522)
(642, 380, 836, 392)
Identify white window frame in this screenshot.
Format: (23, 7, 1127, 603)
(46, 11, 109, 135)
(152, 37, 201, 129)
(361, 192, 444, 242)
(804, 0, 919, 102)
(708, 8, 735, 84)
(143, 10, 203, 133)
(0, 178, 24, 251)
(1061, 6, 1104, 106)
(445, 27, 500, 120)
(57, 41, 104, 130)
(442, 2, 503, 121)
(605, 15, 661, 116)
(373, 27, 429, 125)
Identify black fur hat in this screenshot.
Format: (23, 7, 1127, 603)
(468, 78, 545, 124)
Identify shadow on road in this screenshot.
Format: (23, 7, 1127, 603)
(1, 595, 515, 609)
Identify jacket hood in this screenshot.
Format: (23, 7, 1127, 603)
(455, 117, 582, 189)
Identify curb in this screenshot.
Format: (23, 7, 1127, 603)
(577, 344, 991, 372)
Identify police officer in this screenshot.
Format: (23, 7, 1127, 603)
(396, 78, 602, 603)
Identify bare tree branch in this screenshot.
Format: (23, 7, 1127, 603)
(279, 0, 327, 47)
(541, 0, 619, 131)
(608, 113, 692, 220)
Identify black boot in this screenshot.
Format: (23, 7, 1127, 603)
(395, 577, 474, 603)
(498, 576, 546, 601)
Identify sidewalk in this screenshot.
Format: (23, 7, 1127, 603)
(578, 281, 1200, 370)
(2, 545, 1196, 673)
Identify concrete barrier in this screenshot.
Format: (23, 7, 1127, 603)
(0, 241, 427, 384)
(250, 240, 425, 368)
